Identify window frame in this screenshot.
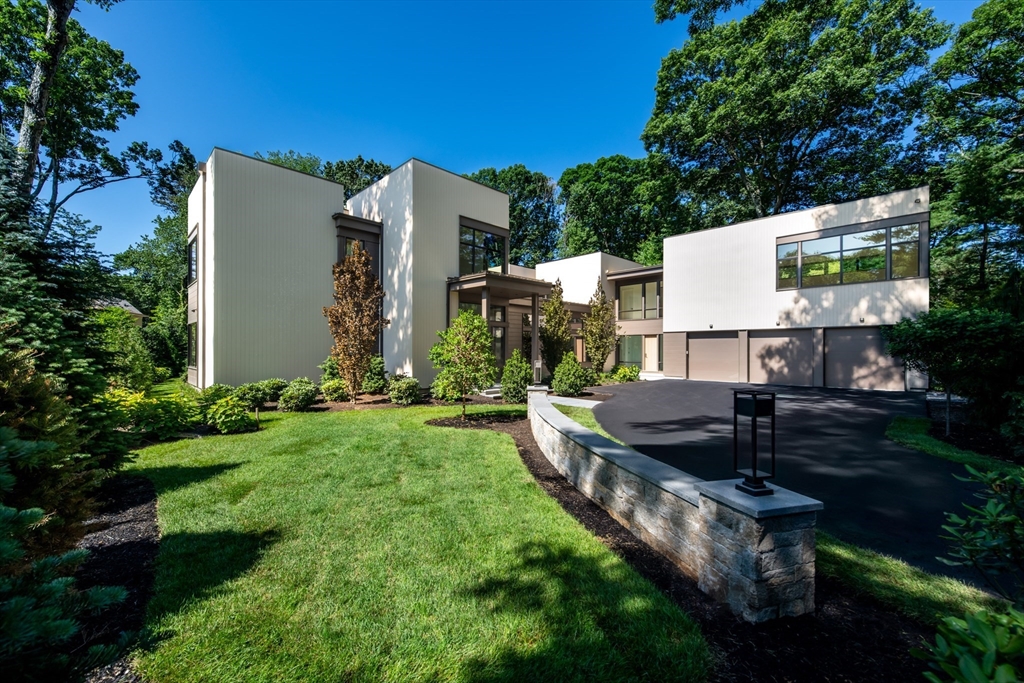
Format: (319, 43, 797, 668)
(187, 237, 197, 285)
(775, 214, 928, 291)
(617, 279, 662, 321)
(187, 322, 198, 369)
(458, 220, 508, 277)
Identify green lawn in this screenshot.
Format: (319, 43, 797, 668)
(148, 378, 193, 398)
(553, 404, 627, 446)
(127, 405, 708, 682)
(886, 416, 1022, 476)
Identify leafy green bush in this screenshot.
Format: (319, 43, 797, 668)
(501, 349, 532, 404)
(389, 377, 422, 405)
(914, 608, 1024, 683)
(259, 378, 288, 402)
(104, 388, 198, 441)
(278, 378, 319, 412)
(197, 383, 234, 418)
(321, 378, 350, 402)
(428, 310, 497, 418)
(612, 364, 641, 383)
(1002, 391, 1024, 460)
(206, 396, 258, 434)
(552, 352, 589, 397)
(94, 306, 156, 391)
(233, 382, 272, 426)
(361, 355, 388, 394)
(154, 366, 173, 383)
(0, 428, 129, 680)
(941, 466, 1024, 605)
(319, 356, 340, 381)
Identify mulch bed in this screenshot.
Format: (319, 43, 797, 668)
(77, 476, 157, 683)
(431, 412, 935, 683)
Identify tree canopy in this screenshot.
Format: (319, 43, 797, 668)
(465, 164, 561, 267)
(255, 149, 392, 201)
(643, 0, 949, 221)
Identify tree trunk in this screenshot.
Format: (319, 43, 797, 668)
(979, 223, 989, 294)
(462, 395, 467, 420)
(14, 0, 76, 194)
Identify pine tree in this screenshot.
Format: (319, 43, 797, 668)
(322, 242, 390, 403)
(582, 278, 617, 372)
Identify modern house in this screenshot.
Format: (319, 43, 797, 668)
(186, 148, 929, 392)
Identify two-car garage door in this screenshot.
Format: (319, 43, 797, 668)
(684, 327, 904, 390)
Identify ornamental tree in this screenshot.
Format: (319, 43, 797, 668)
(581, 278, 617, 372)
(323, 242, 390, 403)
(428, 309, 497, 420)
(539, 279, 572, 376)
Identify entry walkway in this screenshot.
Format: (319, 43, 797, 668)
(592, 380, 985, 585)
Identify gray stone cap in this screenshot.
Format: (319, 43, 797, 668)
(531, 392, 702, 505)
(695, 479, 824, 519)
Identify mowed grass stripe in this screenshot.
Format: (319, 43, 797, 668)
(129, 406, 709, 683)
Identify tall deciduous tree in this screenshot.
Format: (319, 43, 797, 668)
(581, 278, 617, 372)
(539, 279, 572, 376)
(643, 0, 949, 221)
(323, 242, 390, 403)
(465, 164, 561, 267)
(924, 0, 1024, 316)
(428, 309, 497, 420)
(558, 154, 691, 261)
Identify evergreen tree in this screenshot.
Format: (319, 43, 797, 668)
(539, 279, 572, 377)
(581, 278, 617, 372)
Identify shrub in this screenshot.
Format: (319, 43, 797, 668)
(428, 310, 497, 418)
(154, 366, 173, 383)
(206, 396, 258, 434)
(361, 355, 388, 394)
(321, 378, 350, 402)
(318, 356, 340, 381)
(233, 382, 272, 426)
(612, 364, 641, 383)
(278, 378, 319, 412)
(914, 608, 1024, 683)
(104, 388, 198, 441)
(389, 377, 422, 405)
(197, 383, 234, 418)
(552, 352, 589, 397)
(1003, 391, 1024, 459)
(259, 378, 289, 402)
(94, 306, 156, 391)
(501, 349, 532, 404)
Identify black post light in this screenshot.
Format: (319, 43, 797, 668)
(733, 389, 777, 497)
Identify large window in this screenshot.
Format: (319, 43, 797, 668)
(459, 226, 505, 276)
(618, 281, 661, 320)
(491, 326, 505, 361)
(187, 323, 197, 368)
(777, 222, 922, 289)
(187, 238, 197, 285)
(618, 335, 642, 367)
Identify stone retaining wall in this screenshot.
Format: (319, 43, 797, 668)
(528, 388, 822, 622)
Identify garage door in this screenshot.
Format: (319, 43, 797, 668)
(748, 329, 814, 386)
(824, 327, 904, 390)
(688, 331, 739, 382)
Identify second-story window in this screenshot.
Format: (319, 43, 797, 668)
(459, 226, 505, 276)
(619, 281, 661, 320)
(187, 238, 197, 285)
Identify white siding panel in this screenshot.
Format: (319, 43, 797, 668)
(209, 150, 346, 385)
(663, 188, 930, 334)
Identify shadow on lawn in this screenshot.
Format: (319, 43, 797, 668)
(134, 462, 243, 496)
(458, 541, 707, 683)
(144, 528, 280, 628)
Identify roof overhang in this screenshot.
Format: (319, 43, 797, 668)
(333, 212, 382, 236)
(607, 265, 663, 281)
(448, 272, 553, 299)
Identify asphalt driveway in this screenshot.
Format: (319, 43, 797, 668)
(592, 379, 985, 585)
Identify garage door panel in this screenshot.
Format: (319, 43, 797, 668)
(688, 331, 738, 382)
(748, 330, 814, 386)
(825, 327, 904, 390)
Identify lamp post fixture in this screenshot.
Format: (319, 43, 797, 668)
(534, 359, 542, 386)
(733, 389, 777, 497)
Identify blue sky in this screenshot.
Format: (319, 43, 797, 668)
(64, 0, 984, 257)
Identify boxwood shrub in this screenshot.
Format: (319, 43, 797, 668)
(389, 377, 421, 405)
(362, 355, 388, 395)
(552, 352, 588, 397)
(501, 349, 531, 404)
(321, 378, 350, 402)
(278, 378, 318, 412)
(259, 378, 289, 402)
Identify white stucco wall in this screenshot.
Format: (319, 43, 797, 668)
(198, 149, 346, 386)
(662, 188, 930, 333)
(536, 252, 642, 305)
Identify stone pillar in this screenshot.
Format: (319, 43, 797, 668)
(694, 480, 822, 623)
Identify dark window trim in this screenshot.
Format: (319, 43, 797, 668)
(617, 279, 662, 321)
(187, 238, 197, 285)
(776, 217, 928, 291)
(459, 215, 509, 238)
(187, 322, 198, 369)
(459, 225, 507, 276)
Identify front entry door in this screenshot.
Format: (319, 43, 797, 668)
(643, 335, 659, 372)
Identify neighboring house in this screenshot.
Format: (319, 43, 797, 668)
(93, 299, 145, 326)
(186, 147, 929, 392)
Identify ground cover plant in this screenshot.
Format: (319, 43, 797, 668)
(124, 406, 708, 682)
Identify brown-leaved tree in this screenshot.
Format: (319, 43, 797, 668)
(323, 242, 389, 403)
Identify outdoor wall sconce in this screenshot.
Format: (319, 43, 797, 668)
(709, 324, 713, 329)
(733, 389, 777, 497)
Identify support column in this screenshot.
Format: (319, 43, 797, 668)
(448, 290, 460, 325)
(481, 287, 490, 322)
(738, 330, 749, 383)
(812, 328, 825, 387)
(531, 293, 541, 384)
